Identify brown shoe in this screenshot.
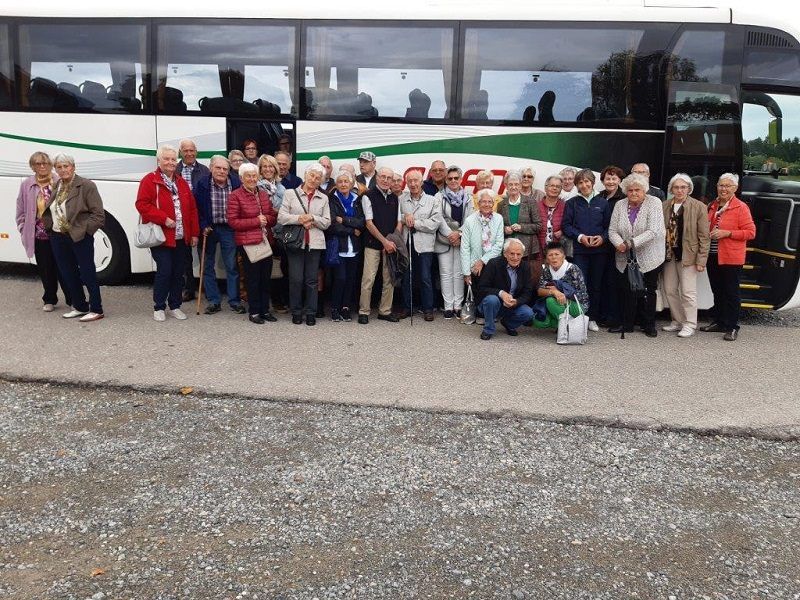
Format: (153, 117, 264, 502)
(395, 309, 410, 320)
(424, 311, 434, 322)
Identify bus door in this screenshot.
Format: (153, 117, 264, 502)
(227, 118, 295, 169)
(739, 90, 800, 309)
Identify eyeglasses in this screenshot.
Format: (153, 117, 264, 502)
(230, 159, 244, 163)
(244, 146, 257, 151)
(522, 174, 534, 179)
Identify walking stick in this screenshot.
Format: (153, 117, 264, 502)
(196, 231, 208, 315)
(408, 229, 414, 326)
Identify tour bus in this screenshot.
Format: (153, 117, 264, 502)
(1, 1, 799, 310)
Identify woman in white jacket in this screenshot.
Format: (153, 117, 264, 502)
(608, 173, 665, 337)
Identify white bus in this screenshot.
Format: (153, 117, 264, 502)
(2, 1, 800, 309)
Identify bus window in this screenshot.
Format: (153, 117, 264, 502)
(17, 22, 146, 113)
(460, 25, 669, 126)
(156, 23, 296, 116)
(668, 30, 725, 83)
(303, 24, 455, 120)
(744, 49, 800, 86)
(667, 84, 740, 157)
(0, 22, 11, 109)
(742, 91, 800, 179)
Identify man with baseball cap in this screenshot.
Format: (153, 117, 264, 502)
(356, 151, 378, 191)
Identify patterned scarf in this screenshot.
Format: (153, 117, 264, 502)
(160, 171, 183, 240)
(479, 213, 493, 251)
(443, 187, 467, 208)
(545, 205, 556, 243)
(258, 178, 277, 197)
(35, 175, 53, 240)
(665, 201, 683, 261)
(52, 179, 72, 232)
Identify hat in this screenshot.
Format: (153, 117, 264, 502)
(358, 151, 376, 162)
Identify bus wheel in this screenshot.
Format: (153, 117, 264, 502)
(94, 213, 131, 285)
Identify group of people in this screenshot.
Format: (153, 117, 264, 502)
(15, 142, 756, 342)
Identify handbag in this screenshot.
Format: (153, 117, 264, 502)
(243, 190, 273, 263)
(626, 246, 646, 295)
(461, 284, 476, 324)
(556, 298, 589, 345)
(281, 190, 310, 250)
(133, 218, 165, 248)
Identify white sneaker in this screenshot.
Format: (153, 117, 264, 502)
(63, 309, 88, 319)
(167, 308, 188, 320)
(43, 303, 55, 312)
(78, 312, 104, 322)
(153, 310, 166, 322)
(677, 326, 695, 338)
(588, 320, 600, 332)
(662, 322, 681, 332)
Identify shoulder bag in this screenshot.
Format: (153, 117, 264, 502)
(243, 190, 273, 263)
(556, 297, 589, 345)
(626, 246, 646, 295)
(280, 190, 307, 250)
(134, 187, 167, 248)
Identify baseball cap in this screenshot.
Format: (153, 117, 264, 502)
(358, 151, 377, 162)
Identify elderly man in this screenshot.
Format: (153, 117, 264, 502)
(476, 239, 535, 340)
(356, 151, 378, 190)
(177, 138, 210, 301)
(422, 160, 447, 196)
(194, 155, 245, 315)
(358, 166, 401, 324)
(558, 167, 578, 200)
(390, 172, 404, 196)
(631, 163, 665, 200)
(399, 169, 442, 321)
(276, 150, 302, 189)
(318, 155, 334, 192)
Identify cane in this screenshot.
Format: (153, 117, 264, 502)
(407, 229, 414, 326)
(196, 231, 208, 315)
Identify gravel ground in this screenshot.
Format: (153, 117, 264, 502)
(1, 381, 798, 600)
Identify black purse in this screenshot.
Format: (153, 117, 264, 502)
(281, 190, 309, 250)
(626, 246, 646, 295)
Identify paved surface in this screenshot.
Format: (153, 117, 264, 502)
(1, 381, 798, 600)
(1, 272, 799, 440)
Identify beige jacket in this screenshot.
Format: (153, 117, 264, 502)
(278, 187, 331, 250)
(662, 196, 710, 267)
(42, 174, 105, 243)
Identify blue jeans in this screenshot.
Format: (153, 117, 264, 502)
(402, 249, 434, 312)
(50, 232, 102, 314)
(151, 240, 186, 311)
(203, 224, 240, 307)
(480, 294, 534, 336)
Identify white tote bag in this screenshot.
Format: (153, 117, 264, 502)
(556, 299, 589, 345)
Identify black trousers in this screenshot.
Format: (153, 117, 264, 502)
(330, 255, 359, 312)
(239, 248, 272, 316)
(617, 263, 662, 332)
(707, 257, 742, 330)
(287, 248, 322, 316)
(35, 237, 72, 306)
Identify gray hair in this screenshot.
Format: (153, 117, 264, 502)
(668, 173, 693, 195)
(620, 172, 650, 194)
(304, 163, 326, 179)
(377, 166, 394, 178)
(574, 168, 595, 185)
(156, 145, 177, 161)
(335, 169, 355, 185)
(238, 162, 258, 176)
(405, 169, 423, 182)
(52, 152, 76, 166)
(209, 154, 229, 168)
(559, 167, 577, 177)
(179, 138, 197, 151)
(545, 175, 564, 186)
(228, 149, 245, 162)
(504, 169, 523, 184)
(503, 238, 526, 253)
(274, 150, 292, 162)
(476, 188, 495, 203)
(520, 166, 536, 178)
(631, 162, 650, 175)
(28, 151, 52, 168)
(447, 165, 463, 178)
(718, 172, 740, 187)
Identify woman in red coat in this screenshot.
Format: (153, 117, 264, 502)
(135, 145, 199, 322)
(699, 173, 756, 341)
(227, 162, 278, 324)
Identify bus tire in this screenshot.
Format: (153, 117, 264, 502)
(94, 213, 131, 285)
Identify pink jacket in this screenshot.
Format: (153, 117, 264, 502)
(15, 173, 59, 258)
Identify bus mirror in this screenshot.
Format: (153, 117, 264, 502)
(768, 117, 782, 145)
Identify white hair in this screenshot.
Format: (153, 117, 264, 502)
(209, 155, 229, 168)
(620, 172, 650, 194)
(476, 188, 495, 202)
(718, 172, 740, 187)
(545, 175, 563, 186)
(238, 162, 258, 176)
(156, 144, 178, 160)
(404, 169, 423, 182)
(335, 169, 354, 185)
(304, 163, 325, 179)
(503, 238, 526, 253)
(632, 162, 650, 175)
(179, 138, 197, 151)
(504, 169, 523, 184)
(377, 166, 394, 177)
(52, 153, 75, 166)
(559, 167, 577, 177)
(668, 173, 694, 195)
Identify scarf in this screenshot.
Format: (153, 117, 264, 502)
(335, 190, 357, 217)
(665, 201, 683, 261)
(52, 179, 72, 232)
(35, 174, 53, 219)
(159, 170, 183, 239)
(443, 187, 467, 208)
(160, 170, 179, 195)
(479, 213, 493, 251)
(548, 259, 571, 281)
(258, 178, 277, 197)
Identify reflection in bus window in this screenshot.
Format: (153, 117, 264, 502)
(668, 30, 725, 83)
(460, 26, 670, 125)
(744, 49, 800, 85)
(743, 92, 800, 179)
(304, 25, 454, 119)
(156, 24, 296, 115)
(0, 23, 11, 109)
(17, 22, 146, 113)
(668, 86, 739, 156)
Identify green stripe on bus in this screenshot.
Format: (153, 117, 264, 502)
(0, 132, 221, 158)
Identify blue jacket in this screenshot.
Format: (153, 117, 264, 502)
(281, 173, 302, 189)
(176, 160, 210, 192)
(562, 195, 611, 255)
(194, 172, 241, 230)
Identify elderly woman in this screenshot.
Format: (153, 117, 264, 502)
(597, 165, 626, 328)
(136, 144, 200, 322)
(461, 188, 504, 304)
(533, 241, 589, 329)
(562, 168, 610, 332)
(435, 166, 473, 319)
(537, 175, 571, 258)
(227, 163, 278, 324)
(43, 154, 105, 322)
(228, 150, 245, 175)
(257, 154, 286, 210)
(661, 173, 710, 338)
(278, 163, 331, 325)
(559, 167, 578, 200)
(699, 173, 756, 341)
(608, 173, 666, 337)
(15, 151, 72, 311)
(327, 170, 365, 322)
(498, 170, 542, 283)
(598, 165, 626, 208)
(470, 170, 502, 212)
(520, 166, 545, 202)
